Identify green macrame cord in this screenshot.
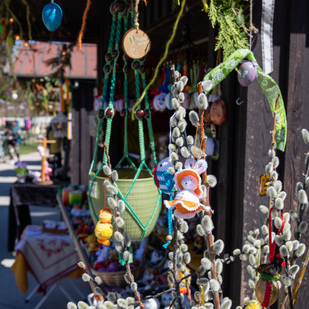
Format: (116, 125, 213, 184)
(88, 2, 160, 241)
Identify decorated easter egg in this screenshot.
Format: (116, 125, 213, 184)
(210, 99, 227, 125)
(255, 278, 279, 307)
(164, 92, 173, 110)
(42, 3, 63, 31)
(237, 61, 258, 87)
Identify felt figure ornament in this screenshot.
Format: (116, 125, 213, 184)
(94, 208, 113, 246)
(164, 159, 210, 219)
(153, 157, 175, 194)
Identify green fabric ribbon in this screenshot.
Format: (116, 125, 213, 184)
(203, 48, 287, 152)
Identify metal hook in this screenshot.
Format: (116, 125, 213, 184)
(236, 97, 244, 105)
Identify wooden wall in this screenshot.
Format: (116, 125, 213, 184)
(240, 0, 309, 308)
(70, 80, 95, 185)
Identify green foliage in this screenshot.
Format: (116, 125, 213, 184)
(208, 0, 250, 59)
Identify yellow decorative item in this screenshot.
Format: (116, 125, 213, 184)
(244, 300, 262, 309)
(94, 208, 113, 246)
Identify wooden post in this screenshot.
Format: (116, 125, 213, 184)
(35, 138, 56, 184)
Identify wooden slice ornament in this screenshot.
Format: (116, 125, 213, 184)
(122, 0, 151, 59)
(122, 27, 151, 59)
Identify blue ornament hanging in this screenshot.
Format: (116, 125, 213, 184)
(42, 2, 63, 31)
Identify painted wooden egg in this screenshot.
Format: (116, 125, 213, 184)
(255, 278, 279, 307)
(237, 61, 258, 87)
(164, 92, 173, 110)
(210, 99, 227, 125)
(42, 3, 63, 31)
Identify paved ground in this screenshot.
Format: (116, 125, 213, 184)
(0, 152, 91, 309)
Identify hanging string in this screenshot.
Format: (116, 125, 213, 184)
(131, 0, 187, 119)
(249, 0, 258, 51)
(77, 0, 92, 51)
(134, 0, 140, 30)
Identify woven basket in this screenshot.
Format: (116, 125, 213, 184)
(92, 263, 143, 287)
(89, 168, 161, 242)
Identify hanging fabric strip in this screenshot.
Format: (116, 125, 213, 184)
(202, 48, 287, 151)
(261, 0, 276, 74)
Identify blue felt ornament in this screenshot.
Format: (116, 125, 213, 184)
(42, 2, 63, 32)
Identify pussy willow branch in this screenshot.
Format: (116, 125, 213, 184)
(102, 142, 144, 308)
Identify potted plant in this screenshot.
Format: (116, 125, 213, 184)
(14, 161, 28, 183)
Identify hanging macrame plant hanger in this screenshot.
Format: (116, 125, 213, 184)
(88, 1, 161, 242)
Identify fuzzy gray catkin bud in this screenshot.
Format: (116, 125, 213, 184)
(296, 243, 306, 257)
(285, 241, 293, 251)
(77, 301, 90, 309)
(180, 76, 188, 86)
(114, 231, 124, 242)
(298, 221, 308, 233)
(178, 92, 185, 102)
(292, 240, 300, 250)
(267, 186, 277, 198)
(272, 156, 280, 169)
(233, 249, 241, 256)
(215, 259, 223, 274)
(275, 198, 284, 210)
(265, 162, 274, 174)
(279, 245, 289, 257)
(283, 277, 292, 287)
(176, 137, 184, 147)
(123, 250, 131, 262)
(172, 127, 180, 139)
(201, 216, 214, 233)
(259, 205, 269, 214)
(67, 302, 77, 309)
(209, 279, 220, 292)
(115, 243, 123, 253)
(82, 273, 91, 282)
(290, 210, 299, 222)
(201, 257, 212, 270)
(274, 217, 283, 229)
(306, 177, 309, 189)
(221, 299, 232, 309)
(115, 217, 125, 229)
(178, 121, 187, 134)
(172, 98, 180, 110)
(268, 149, 276, 158)
(206, 175, 217, 187)
(107, 197, 116, 209)
(180, 146, 191, 158)
(242, 244, 251, 254)
(106, 185, 118, 195)
(176, 106, 186, 119)
(202, 80, 213, 92)
(289, 265, 300, 277)
(103, 165, 112, 176)
(197, 224, 206, 236)
(278, 191, 287, 201)
(184, 252, 191, 264)
(181, 244, 188, 252)
(111, 170, 119, 182)
(213, 240, 224, 255)
(176, 81, 184, 92)
(189, 110, 200, 127)
(175, 162, 183, 171)
(168, 143, 176, 152)
(274, 180, 282, 193)
(187, 135, 194, 145)
(197, 93, 208, 110)
(181, 221, 189, 233)
(283, 212, 290, 223)
(117, 299, 127, 308)
(249, 254, 256, 266)
(298, 189, 308, 204)
(130, 282, 137, 291)
(170, 152, 178, 162)
(301, 128, 309, 144)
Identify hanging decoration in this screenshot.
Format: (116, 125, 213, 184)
(261, 0, 275, 74)
(42, 1, 63, 32)
(122, 0, 151, 59)
(237, 60, 258, 87)
(77, 0, 92, 51)
(203, 48, 287, 151)
(164, 159, 210, 219)
(50, 111, 69, 138)
(88, 0, 161, 242)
